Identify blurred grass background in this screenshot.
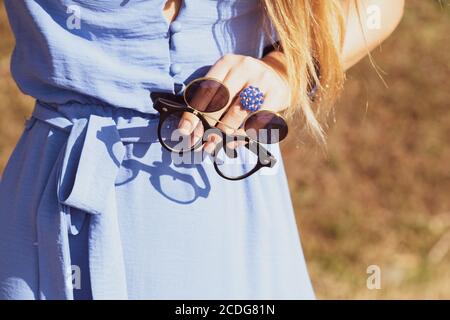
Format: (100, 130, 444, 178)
(0, 0, 449, 299)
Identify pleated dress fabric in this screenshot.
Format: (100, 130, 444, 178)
(0, 0, 315, 299)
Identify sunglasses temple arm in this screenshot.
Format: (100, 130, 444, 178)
(154, 98, 188, 112)
(245, 140, 277, 168)
(200, 112, 240, 133)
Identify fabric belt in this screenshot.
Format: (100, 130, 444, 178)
(30, 100, 159, 299)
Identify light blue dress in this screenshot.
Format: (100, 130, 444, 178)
(0, 0, 315, 300)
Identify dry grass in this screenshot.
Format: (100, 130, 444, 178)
(282, 0, 450, 299)
(0, 0, 449, 299)
(0, 1, 34, 171)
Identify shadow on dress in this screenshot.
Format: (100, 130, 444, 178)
(96, 121, 211, 205)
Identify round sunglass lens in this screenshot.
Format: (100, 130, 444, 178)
(184, 79, 230, 113)
(244, 111, 288, 144)
(159, 111, 204, 152)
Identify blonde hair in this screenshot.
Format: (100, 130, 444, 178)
(262, 0, 346, 143)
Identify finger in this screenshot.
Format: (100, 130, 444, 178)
(203, 132, 223, 154)
(218, 104, 249, 136)
(179, 58, 233, 135)
(203, 102, 248, 154)
(186, 81, 222, 113)
(186, 57, 234, 112)
(258, 89, 286, 113)
(202, 70, 249, 153)
(180, 59, 233, 135)
(178, 111, 201, 136)
(204, 129, 247, 154)
(219, 80, 270, 135)
(174, 112, 204, 150)
(223, 128, 247, 149)
(205, 80, 271, 152)
(241, 90, 279, 133)
(189, 117, 204, 147)
(206, 55, 238, 80)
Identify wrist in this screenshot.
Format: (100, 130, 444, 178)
(261, 50, 288, 84)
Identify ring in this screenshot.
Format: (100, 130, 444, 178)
(239, 86, 264, 112)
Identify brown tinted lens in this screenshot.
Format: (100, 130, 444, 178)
(184, 79, 229, 113)
(244, 111, 288, 144)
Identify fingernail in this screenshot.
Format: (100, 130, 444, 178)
(204, 142, 217, 154)
(178, 119, 192, 135)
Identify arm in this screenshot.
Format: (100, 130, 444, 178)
(262, 0, 405, 73)
(177, 0, 405, 151)
(341, 0, 405, 70)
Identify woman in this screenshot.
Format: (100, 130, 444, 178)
(0, 0, 404, 299)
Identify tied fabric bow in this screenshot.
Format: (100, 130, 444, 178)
(31, 101, 139, 299)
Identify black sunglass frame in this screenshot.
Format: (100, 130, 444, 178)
(153, 97, 278, 181)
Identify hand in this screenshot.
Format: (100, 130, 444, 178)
(178, 51, 290, 153)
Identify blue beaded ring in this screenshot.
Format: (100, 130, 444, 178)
(239, 85, 264, 112)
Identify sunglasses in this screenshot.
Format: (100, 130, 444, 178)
(153, 77, 289, 181)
